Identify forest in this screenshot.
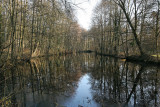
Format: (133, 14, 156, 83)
(89, 0, 160, 61)
(1, 0, 160, 106)
(0, 0, 87, 67)
(1, 0, 160, 67)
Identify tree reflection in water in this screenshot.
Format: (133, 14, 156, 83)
(0, 53, 160, 107)
(89, 56, 160, 107)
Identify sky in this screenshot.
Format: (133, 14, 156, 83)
(71, 0, 100, 30)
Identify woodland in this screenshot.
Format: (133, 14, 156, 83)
(1, 0, 160, 106)
(0, 0, 160, 67)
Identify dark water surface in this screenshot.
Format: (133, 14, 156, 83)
(0, 53, 160, 107)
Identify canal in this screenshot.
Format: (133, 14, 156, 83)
(0, 53, 160, 107)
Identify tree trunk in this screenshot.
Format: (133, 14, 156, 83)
(118, 1, 144, 56)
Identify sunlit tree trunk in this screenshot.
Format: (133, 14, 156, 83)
(155, 1, 160, 60)
(30, 2, 35, 58)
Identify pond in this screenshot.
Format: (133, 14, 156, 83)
(0, 53, 160, 107)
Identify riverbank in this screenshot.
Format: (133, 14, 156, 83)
(22, 50, 160, 65)
(94, 51, 160, 65)
(1, 50, 160, 70)
(77, 50, 160, 65)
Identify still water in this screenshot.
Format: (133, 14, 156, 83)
(0, 53, 160, 107)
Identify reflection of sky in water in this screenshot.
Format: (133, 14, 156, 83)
(60, 74, 100, 107)
(1, 54, 160, 107)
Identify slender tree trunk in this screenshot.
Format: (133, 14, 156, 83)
(155, 1, 160, 60)
(11, 0, 16, 60)
(118, 1, 144, 55)
(31, 3, 35, 58)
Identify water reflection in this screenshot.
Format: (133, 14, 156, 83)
(0, 53, 160, 107)
(59, 74, 100, 107)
